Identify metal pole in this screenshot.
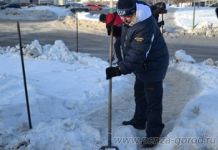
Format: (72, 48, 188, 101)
(161, 14, 164, 35)
(108, 0, 113, 146)
(107, 26, 113, 148)
(76, 12, 79, 53)
(160, 2, 165, 35)
(192, 0, 196, 30)
(100, 0, 119, 149)
(17, 21, 32, 129)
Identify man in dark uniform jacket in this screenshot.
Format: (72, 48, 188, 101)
(105, 0, 169, 148)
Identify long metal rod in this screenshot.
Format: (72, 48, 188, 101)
(108, 26, 114, 146)
(100, 0, 119, 149)
(76, 13, 79, 53)
(17, 21, 32, 129)
(107, 0, 115, 146)
(161, 2, 164, 35)
(100, 21, 118, 150)
(161, 13, 164, 35)
(192, 0, 196, 30)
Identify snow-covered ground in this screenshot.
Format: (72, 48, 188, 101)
(0, 4, 218, 150)
(1, 5, 218, 34)
(174, 7, 218, 32)
(76, 7, 218, 35)
(0, 41, 218, 149)
(0, 6, 71, 21)
(157, 52, 218, 150)
(0, 40, 127, 149)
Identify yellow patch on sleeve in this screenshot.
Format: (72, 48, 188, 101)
(134, 37, 144, 42)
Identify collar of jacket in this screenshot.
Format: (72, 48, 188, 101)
(129, 3, 152, 27)
(129, 14, 137, 26)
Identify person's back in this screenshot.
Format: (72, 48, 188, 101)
(105, 13, 123, 26)
(150, 2, 167, 27)
(99, 12, 123, 37)
(99, 12, 123, 62)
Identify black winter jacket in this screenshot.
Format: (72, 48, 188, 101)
(118, 3, 169, 83)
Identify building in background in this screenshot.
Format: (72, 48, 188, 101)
(3, 0, 29, 3)
(2, 0, 217, 7)
(53, 0, 65, 5)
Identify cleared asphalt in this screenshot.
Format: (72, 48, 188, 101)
(0, 29, 218, 62)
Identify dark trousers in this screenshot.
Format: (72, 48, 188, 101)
(134, 77, 164, 137)
(114, 37, 122, 62)
(216, 8, 218, 18)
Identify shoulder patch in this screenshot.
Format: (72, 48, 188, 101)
(134, 37, 144, 42)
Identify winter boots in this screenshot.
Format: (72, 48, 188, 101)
(141, 135, 161, 148)
(122, 119, 162, 148)
(122, 118, 146, 130)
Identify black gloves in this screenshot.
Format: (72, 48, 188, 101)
(106, 66, 121, 80)
(158, 21, 164, 27)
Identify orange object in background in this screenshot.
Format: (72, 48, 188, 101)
(85, 3, 103, 11)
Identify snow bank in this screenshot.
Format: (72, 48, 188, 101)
(174, 7, 218, 36)
(0, 6, 71, 21)
(1, 42, 218, 149)
(1, 40, 89, 64)
(174, 7, 218, 29)
(0, 40, 133, 150)
(24, 6, 71, 17)
(156, 50, 218, 150)
(175, 49, 196, 63)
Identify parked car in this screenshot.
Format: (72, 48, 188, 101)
(210, 2, 218, 7)
(0, 3, 21, 9)
(70, 7, 89, 13)
(65, 2, 89, 13)
(85, 3, 102, 11)
(97, 4, 109, 10)
(0, 1, 7, 6)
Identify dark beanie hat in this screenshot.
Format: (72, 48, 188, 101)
(117, 0, 136, 16)
(99, 14, 106, 22)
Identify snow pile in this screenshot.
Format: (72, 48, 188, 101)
(174, 7, 218, 35)
(0, 119, 101, 150)
(201, 58, 218, 66)
(61, 15, 75, 27)
(157, 50, 218, 150)
(23, 40, 43, 57)
(0, 4, 104, 24)
(0, 40, 134, 150)
(0, 8, 56, 20)
(0, 40, 92, 64)
(0, 6, 71, 21)
(174, 7, 218, 29)
(175, 49, 196, 63)
(1, 41, 218, 149)
(24, 6, 71, 17)
(1, 121, 138, 150)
